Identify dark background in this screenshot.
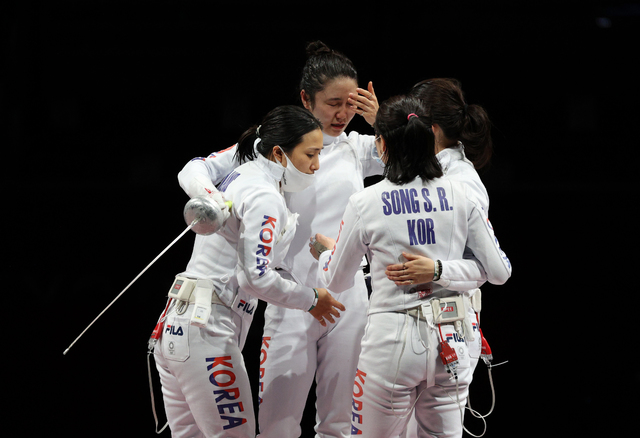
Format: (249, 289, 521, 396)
(4, 1, 639, 436)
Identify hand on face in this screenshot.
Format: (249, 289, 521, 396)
(349, 81, 379, 126)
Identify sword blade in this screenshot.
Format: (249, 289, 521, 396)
(63, 219, 199, 355)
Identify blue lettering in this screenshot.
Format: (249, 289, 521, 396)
(381, 192, 392, 216)
(421, 188, 433, 212)
(437, 187, 450, 211)
(222, 415, 247, 430)
(165, 325, 184, 336)
(218, 402, 244, 414)
(407, 218, 435, 246)
(256, 244, 271, 257)
(407, 220, 418, 246)
(399, 189, 420, 214)
(425, 218, 436, 244)
(256, 257, 268, 276)
(391, 191, 401, 215)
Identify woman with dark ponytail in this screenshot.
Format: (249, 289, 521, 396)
(386, 79, 494, 284)
(411, 78, 493, 172)
(312, 94, 511, 438)
(176, 40, 382, 437)
(386, 79, 499, 438)
(153, 105, 345, 438)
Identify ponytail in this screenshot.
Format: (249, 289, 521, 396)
(234, 105, 322, 164)
(459, 104, 493, 170)
(235, 126, 260, 163)
(375, 95, 442, 185)
(410, 78, 493, 170)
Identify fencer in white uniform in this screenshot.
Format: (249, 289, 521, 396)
(393, 78, 496, 438)
(398, 144, 491, 438)
(177, 128, 383, 436)
(177, 41, 385, 438)
(314, 96, 511, 438)
(152, 106, 343, 438)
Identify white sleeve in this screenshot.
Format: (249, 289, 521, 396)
(235, 190, 315, 311)
(178, 144, 241, 198)
(318, 198, 369, 293)
(465, 204, 512, 286)
(436, 256, 487, 291)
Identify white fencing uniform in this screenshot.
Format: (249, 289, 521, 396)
(401, 144, 491, 438)
(154, 154, 316, 438)
(178, 131, 384, 437)
(318, 174, 511, 438)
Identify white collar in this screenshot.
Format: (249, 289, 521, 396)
(322, 131, 347, 149)
(436, 143, 466, 174)
(254, 153, 284, 184)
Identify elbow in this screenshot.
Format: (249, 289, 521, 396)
(489, 267, 511, 286)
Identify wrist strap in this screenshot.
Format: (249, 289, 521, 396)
(309, 288, 319, 312)
(433, 259, 442, 281)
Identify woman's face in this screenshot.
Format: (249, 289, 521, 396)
(277, 128, 323, 173)
(302, 77, 358, 137)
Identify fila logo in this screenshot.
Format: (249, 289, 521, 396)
(165, 324, 184, 336)
(445, 332, 465, 343)
(237, 300, 255, 315)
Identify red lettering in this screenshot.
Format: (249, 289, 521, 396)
(218, 401, 244, 414)
(353, 368, 367, 397)
(261, 215, 277, 229)
(257, 244, 271, 256)
(214, 388, 240, 402)
(206, 356, 233, 371)
(211, 369, 236, 387)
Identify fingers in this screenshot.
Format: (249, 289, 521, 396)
(311, 294, 345, 326)
(348, 81, 378, 122)
(350, 91, 376, 109)
(401, 251, 422, 261)
(386, 264, 416, 286)
(368, 81, 376, 98)
(317, 303, 343, 325)
(385, 263, 405, 272)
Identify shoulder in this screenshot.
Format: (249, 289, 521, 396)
(344, 130, 375, 146)
(226, 162, 280, 201)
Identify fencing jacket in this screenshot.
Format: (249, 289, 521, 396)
(318, 175, 512, 314)
(180, 154, 315, 319)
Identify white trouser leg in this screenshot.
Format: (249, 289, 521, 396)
(154, 302, 256, 438)
(401, 305, 478, 438)
(258, 305, 319, 438)
(351, 309, 473, 438)
(314, 270, 368, 437)
(258, 270, 368, 438)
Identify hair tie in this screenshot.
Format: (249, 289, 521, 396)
(256, 125, 262, 138)
(407, 113, 419, 121)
